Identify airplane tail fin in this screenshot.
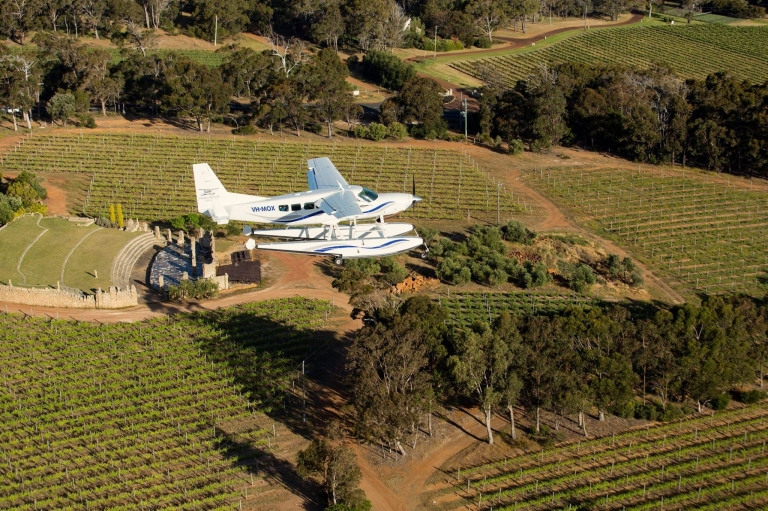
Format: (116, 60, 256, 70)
(193, 163, 230, 224)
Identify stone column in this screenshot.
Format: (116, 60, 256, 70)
(178, 230, 185, 247)
(154, 225, 160, 239)
(191, 237, 197, 276)
(158, 275, 164, 289)
(167, 228, 173, 243)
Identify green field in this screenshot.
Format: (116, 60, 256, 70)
(451, 24, 768, 86)
(438, 290, 597, 326)
(0, 215, 143, 292)
(0, 297, 333, 509)
(525, 165, 768, 298)
(0, 133, 525, 222)
(428, 404, 768, 510)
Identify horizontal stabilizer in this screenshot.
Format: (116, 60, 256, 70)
(258, 236, 423, 259)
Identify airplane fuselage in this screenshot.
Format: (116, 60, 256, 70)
(227, 186, 416, 225)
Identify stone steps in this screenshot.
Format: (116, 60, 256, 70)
(110, 233, 162, 289)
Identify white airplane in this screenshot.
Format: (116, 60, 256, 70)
(192, 157, 427, 264)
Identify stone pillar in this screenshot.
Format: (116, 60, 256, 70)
(158, 275, 164, 289)
(178, 230, 185, 247)
(209, 231, 216, 253)
(182, 271, 188, 280)
(154, 225, 160, 239)
(198, 227, 205, 239)
(224, 273, 229, 290)
(167, 228, 173, 243)
(191, 237, 197, 276)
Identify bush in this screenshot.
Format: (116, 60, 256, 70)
(732, 389, 766, 404)
(353, 125, 370, 139)
(166, 279, 219, 301)
(508, 138, 524, 155)
(233, 124, 257, 135)
(708, 393, 730, 410)
(76, 114, 97, 128)
(422, 37, 465, 52)
(361, 50, 416, 90)
(46, 91, 76, 126)
(501, 220, 536, 244)
(367, 122, 387, 141)
(474, 37, 492, 49)
(387, 121, 408, 140)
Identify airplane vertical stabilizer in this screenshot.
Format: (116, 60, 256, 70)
(193, 163, 226, 215)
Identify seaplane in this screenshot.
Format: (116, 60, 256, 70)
(192, 157, 427, 265)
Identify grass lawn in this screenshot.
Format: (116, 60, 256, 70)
(0, 216, 145, 292)
(18, 218, 100, 288)
(64, 228, 144, 293)
(0, 216, 46, 285)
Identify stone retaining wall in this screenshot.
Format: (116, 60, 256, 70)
(0, 284, 138, 309)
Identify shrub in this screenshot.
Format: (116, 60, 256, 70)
(501, 220, 536, 244)
(422, 37, 465, 52)
(166, 279, 219, 301)
(508, 138, 524, 155)
(353, 125, 369, 139)
(708, 393, 731, 410)
(367, 122, 387, 141)
(361, 50, 416, 90)
(732, 389, 766, 404)
(233, 124, 257, 135)
(474, 37, 492, 49)
(47, 92, 76, 126)
(387, 121, 408, 140)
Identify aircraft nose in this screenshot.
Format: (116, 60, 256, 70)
(413, 195, 423, 202)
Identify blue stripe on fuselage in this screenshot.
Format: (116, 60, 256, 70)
(363, 201, 394, 214)
(314, 238, 408, 253)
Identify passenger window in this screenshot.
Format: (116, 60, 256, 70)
(279, 205, 288, 212)
(304, 203, 315, 210)
(291, 204, 301, 211)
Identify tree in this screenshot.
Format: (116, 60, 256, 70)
(593, 0, 639, 21)
(297, 422, 368, 507)
(466, 0, 507, 42)
(346, 302, 435, 455)
(391, 77, 446, 135)
(161, 58, 232, 131)
(508, 0, 540, 33)
(345, 0, 392, 51)
(1, 0, 42, 44)
(46, 91, 76, 125)
(313, 0, 345, 52)
(268, 33, 310, 78)
(308, 48, 352, 137)
(80, 0, 106, 39)
(221, 47, 274, 99)
(530, 81, 567, 151)
(449, 322, 512, 444)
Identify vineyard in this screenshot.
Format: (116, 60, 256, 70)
(450, 24, 768, 86)
(0, 297, 333, 509)
(429, 404, 768, 510)
(0, 133, 524, 222)
(439, 291, 595, 326)
(525, 165, 768, 298)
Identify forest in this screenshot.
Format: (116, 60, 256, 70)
(347, 294, 768, 450)
(477, 63, 768, 176)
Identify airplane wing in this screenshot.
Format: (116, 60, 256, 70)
(320, 190, 362, 219)
(307, 157, 349, 190)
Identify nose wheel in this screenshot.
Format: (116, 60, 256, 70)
(333, 257, 344, 266)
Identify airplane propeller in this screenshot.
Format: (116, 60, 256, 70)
(412, 174, 422, 208)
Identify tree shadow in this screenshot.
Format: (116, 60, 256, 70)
(216, 432, 323, 510)
(194, 308, 348, 438)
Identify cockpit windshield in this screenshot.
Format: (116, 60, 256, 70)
(358, 188, 379, 202)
